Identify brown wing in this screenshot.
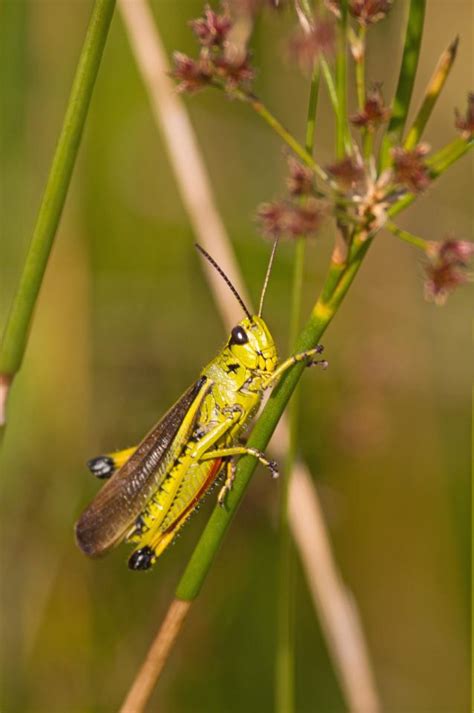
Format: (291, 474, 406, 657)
(75, 376, 210, 558)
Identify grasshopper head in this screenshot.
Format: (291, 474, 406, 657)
(228, 316, 277, 374)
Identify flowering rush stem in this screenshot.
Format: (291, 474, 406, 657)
(234, 88, 329, 183)
(276, 59, 321, 713)
(380, 0, 427, 167)
(385, 221, 429, 251)
(174, 139, 469, 602)
(335, 0, 350, 157)
(0, 0, 116, 429)
(404, 36, 459, 150)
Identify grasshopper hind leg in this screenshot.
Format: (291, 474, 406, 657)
(217, 459, 236, 508)
(87, 446, 137, 479)
(128, 545, 155, 571)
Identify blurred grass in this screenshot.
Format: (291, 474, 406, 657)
(0, 1, 471, 711)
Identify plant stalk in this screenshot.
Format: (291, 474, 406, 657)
(0, 0, 116, 428)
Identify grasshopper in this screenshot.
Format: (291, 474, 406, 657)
(75, 244, 327, 570)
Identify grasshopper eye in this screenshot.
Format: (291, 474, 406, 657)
(230, 326, 248, 345)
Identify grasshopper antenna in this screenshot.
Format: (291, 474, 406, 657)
(258, 239, 279, 318)
(195, 244, 252, 320)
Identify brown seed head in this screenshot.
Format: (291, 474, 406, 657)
(286, 156, 315, 196)
(257, 198, 325, 240)
(350, 85, 390, 130)
(391, 144, 431, 193)
(189, 4, 232, 47)
(288, 19, 336, 72)
(424, 237, 474, 304)
(326, 154, 366, 192)
(172, 52, 213, 93)
(325, 0, 392, 24)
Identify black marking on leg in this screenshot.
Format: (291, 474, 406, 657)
(128, 546, 155, 571)
(308, 358, 328, 370)
(269, 460, 279, 479)
(134, 515, 146, 535)
(87, 456, 115, 479)
(226, 363, 240, 374)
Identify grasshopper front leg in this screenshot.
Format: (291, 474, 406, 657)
(263, 345, 327, 390)
(201, 445, 279, 508)
(87, 446, 137, 479)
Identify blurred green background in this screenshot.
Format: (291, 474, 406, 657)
(0, 1, 471, 711)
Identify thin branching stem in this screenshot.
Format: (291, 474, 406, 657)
(386, 221, 429, 251)
(240, 92, 329, 182)
(276, 59, 320, 713)
(355, 25, 366, 111)
(321, 57, 340, 120)
(0, 0, 116, 430)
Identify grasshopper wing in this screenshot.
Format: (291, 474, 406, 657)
(75, 376, 210, 558)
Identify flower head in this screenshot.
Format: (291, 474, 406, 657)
(391, 144, 431, 193)
(214, 53, 255, 89)
(325, 0, 392, 25)
(424, 238, 474, 304)
(257, 198, 326, 240)
(455, 92, 474, 139)
(172, 3, 255, 94)
(350, 85, 390, 131)
(286, 156, 315, 196)
(326, 154, 366, 192)
(288, 19, 336, 72)
(189, 4, 232, 47)
(172, 52, 212, 93)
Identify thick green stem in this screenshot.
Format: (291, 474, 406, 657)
(275, 238, 304, 713)
(175, 243, 365, 601)
(174, 129, 470, 602)
(404, 36, 459, 150)
(335, 0, 350, 157)
(380, 0, 427, 167)
(386, 221, 429, 251)
(0, 0, 116, 385)
(276, 60, 320, 713)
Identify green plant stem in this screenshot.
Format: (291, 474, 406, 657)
(380, 0, 427, 167)
(321, 57, 340, 121)
(0, 0, 116, 386)
(388, 137, 473, 217)
(385, 221, 429, 250)
(175, 237, 366, 601)
(335, 0, 350, 157)
(404, 36, 459, 150)
(174, 128, 469, 602)
(355, 25, 366, 111)
(275, 238, 304, 713)
(234, 90, 328, 182)
(276, 60, 320, 713)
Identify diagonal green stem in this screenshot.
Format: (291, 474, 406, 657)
(175, 131, 469, 602)
(386, 221, 429, 251)
(404, 36, 459, 150)
(335, 0, 350, 157)
(0, 0, 116, 390)
(380, 0, 427, 167)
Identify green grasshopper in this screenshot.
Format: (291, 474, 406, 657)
(75, 244, 327, 570)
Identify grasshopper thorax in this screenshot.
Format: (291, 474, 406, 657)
(227, 316, 277, 374)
